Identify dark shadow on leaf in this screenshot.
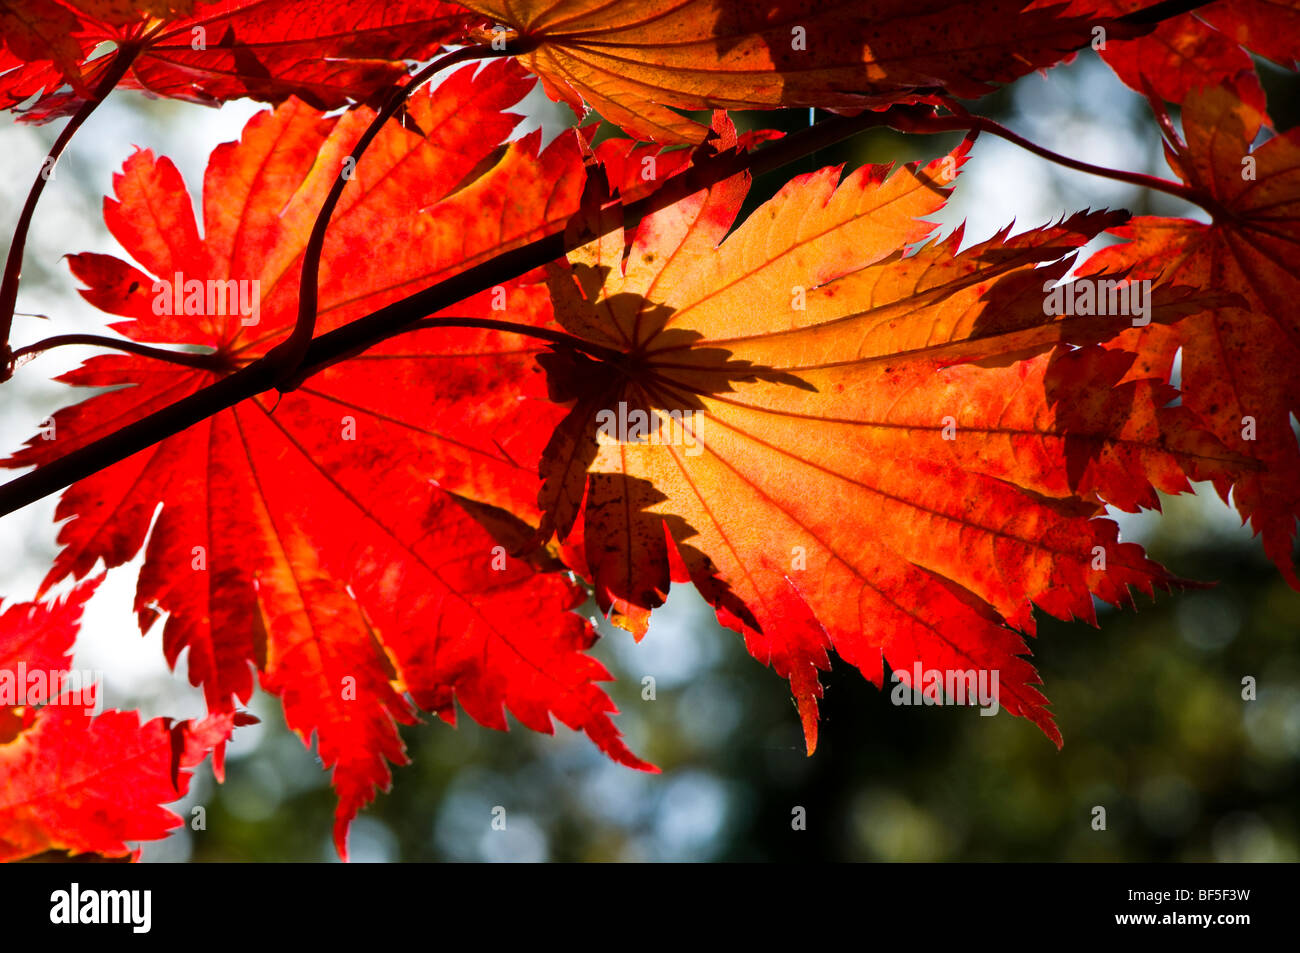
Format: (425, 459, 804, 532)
(583, 472, 760, 633)
(536, 283, 814, 544)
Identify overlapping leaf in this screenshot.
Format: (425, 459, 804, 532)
(1085, 82, 1300, 584)
(0, 579, 99, 755)
(0, 704, 247, 861)
(459, 0, 1176, 143)
(0, 579, 252, 861)
(533, 140, 1241, 750)
(0, 0, 1279, 862)
(3, 61, 656, 856)
(1079, 0, 1299, 110)
(0, 0, 477, 120)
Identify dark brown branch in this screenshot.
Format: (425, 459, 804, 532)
(0, 3, 1207, 518)
(1116, 0, 1216, 25)
(0, 105, 926, 518)
(287, 106, 937, 382)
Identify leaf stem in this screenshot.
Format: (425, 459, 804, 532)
(0, 104, 920, 518)
(0, 44, 140, 380)
(10, 334, 229, 372)
(405, 317, 628, 362)
(268, 43, 504, 389)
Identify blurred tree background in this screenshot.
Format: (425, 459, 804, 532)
(2, 47, 1298, 862)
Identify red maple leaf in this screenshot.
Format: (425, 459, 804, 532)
(457, 0, 1180, 142)
(0, 704, 251, 862)
(0, 579, 255, 861)
(1089, 0, 1299, 113)
(528, 137, 1241, 751)
(0, 0, 1282, 863)
(1085, 80, 1300, 585)
(3, 61, 656, 857)
(0, 0, 479, 120)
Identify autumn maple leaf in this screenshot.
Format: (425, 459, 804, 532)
(0, 704, 250, 862)
(1085, 80, 1300, 586)
(1079, 0, 1300, 111)
(529, 136, 1242, 752)
(3, 61, 657, 857)
(0, 580, 254, 862)
(458, 0, 1180, 143)
(0, 0, 478, 120)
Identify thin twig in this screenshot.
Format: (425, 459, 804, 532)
(0, 44, 140, 377)
(406, 317, 630, 363)
(268, 44, 500, 387)
(896, 107, 1219, 215)
(10, 334, 229, 372)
